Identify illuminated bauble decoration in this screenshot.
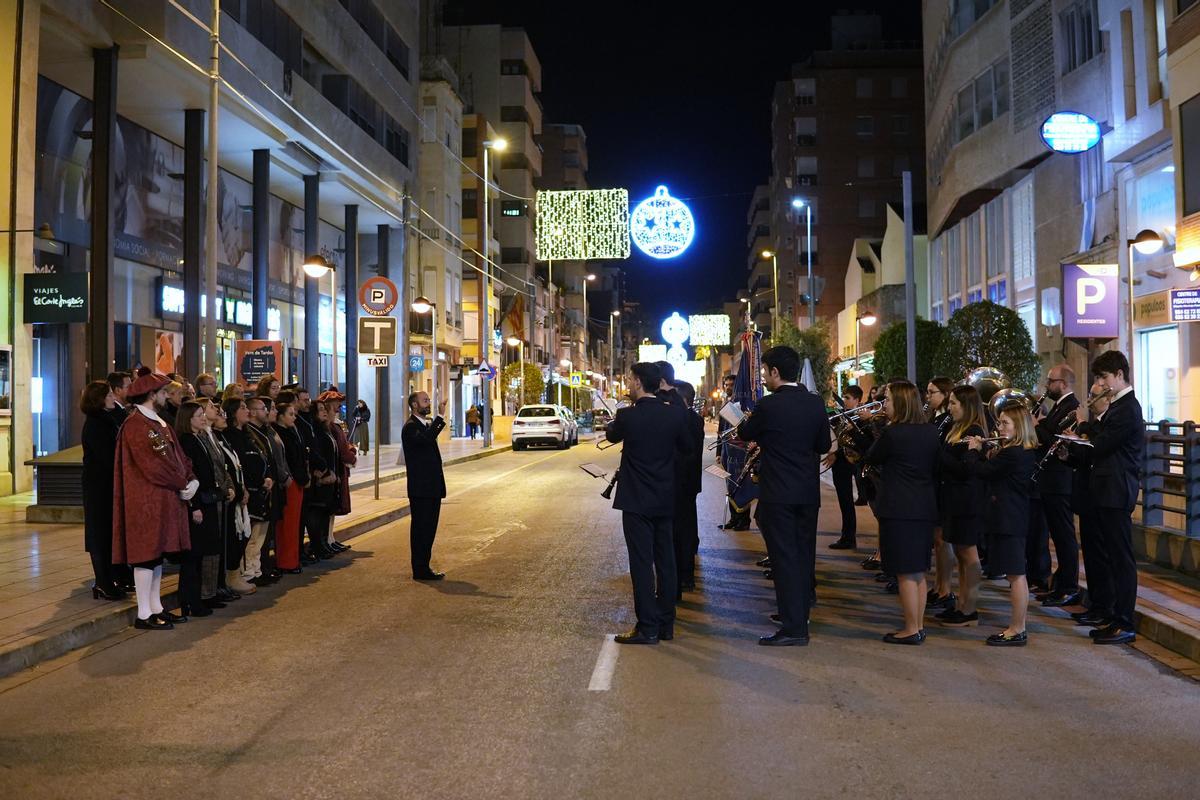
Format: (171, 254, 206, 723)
(660, 311, 690, 346)
(630, 185, 695, 259)
(666, 346, 689, 369)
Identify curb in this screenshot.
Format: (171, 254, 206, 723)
(0, 444, 513, 680)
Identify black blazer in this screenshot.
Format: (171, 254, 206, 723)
(402, 415, 447, 498)
(863, 423, 940, 520)
(605, 396, 690, 516)
(736, 385, 832, 505)
(81, 410, 122, 554)
(938, 423, 986, 518)
(966, 445, 1036, 537)
(274, 423, 310, 489)
(1082, 390, 1144, 511)
(1033, 392, 1081, 495)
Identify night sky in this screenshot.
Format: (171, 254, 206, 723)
(444, 1, 923, 326)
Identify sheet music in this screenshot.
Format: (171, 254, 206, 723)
(579, 463, 610, 478)
(719, 401, 744, 427)
(1056, 434, 1093, 447)
(704, 464, 731, 480)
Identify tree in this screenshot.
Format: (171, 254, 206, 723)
(500, 361, 545, 408)
(932, 301, 1040, 390)
(770, 318, 834, 399)
(872, 317, 945, 386)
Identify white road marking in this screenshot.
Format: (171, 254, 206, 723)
(588, 634, 620, 692)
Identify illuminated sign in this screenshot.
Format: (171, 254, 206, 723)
(630, 185, 695, 259)
(535, 189, 631, 260)
(159, 282, 278, 331)
(1041, 112, 1102, 154)
(1169, 288, 1200, 322)
(687, 314, 730, 346)
(1062, 263, 1119, 338)
(638, 344, 667, 362)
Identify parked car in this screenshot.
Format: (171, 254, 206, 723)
(592, 408, 613, 432)
(558, 406, 579, 444)
(512, 404, 575, 450)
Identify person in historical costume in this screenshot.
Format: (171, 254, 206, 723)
(112, 372, 198, 631)
(319, 390, 355, 553)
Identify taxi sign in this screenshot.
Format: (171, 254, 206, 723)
(366, 355, 389, 368)
(358, 276, 400, 317)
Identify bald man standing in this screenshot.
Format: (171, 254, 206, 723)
(1031, 363, 1082, 606)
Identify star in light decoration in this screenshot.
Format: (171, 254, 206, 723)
(630, 185, 695, 259)
(534, 189, 631, 261)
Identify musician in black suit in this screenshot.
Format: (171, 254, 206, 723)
(862, 381, 941, 645)
(605, 362, 692, 645)
(668, 379, 705, 595)
(1064, 382, 1115, 628)
(1031, 364, 1082, 606)
(401, 391, 448, 581)
(1070, 351, 1144, 645)
(736, 346, 832, 646)
(825, 387, 862, 550)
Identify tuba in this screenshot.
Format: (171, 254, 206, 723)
(963, 366, 1011, 404)
(988, 387, 1034, 420)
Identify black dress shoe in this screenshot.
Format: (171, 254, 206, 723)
(181, 604, 213, 618)
(853, 498, 869, 506)
(1028, 582, 1051, 596)
(134, 615, 174, 630)
(756, 557, 772, 567)
(201, 597, 227, 609)
(615, 627, 658, 645)
(986, 631, 1028, 647)
(861, 557, 881, 570)
(927, 593, 957, 611)
(882, 631, 924, 645)
(282, 567, 303, 575)
(769, 612, 783, 624)
(1075, 612, 1111, 627)
(1041, 591, 1082, 607)
(658, 627, 674, 641)
(157, 610, 188, 624)
(759, 631, 809, 646)
(218, 588, 240, 601)
(828, 539, 857, 550)
(413, 571, 445, 581)
(884, 580, 899, 594)
(874, 572, 892, 582)
(763, 569, 774, 580)
(1093, 626, 1136, 645)
(92, 584, 127, 601)
(301, 552, 319, 565)
(267, 569, 283, 580)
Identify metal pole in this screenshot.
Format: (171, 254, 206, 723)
(331, 270, 339, 389)
(481, 147, 492, 447)
(374, 366, 381, 500)
(519, 343, 524, 407)
(430, 304, 438, 416)
(771, 252, 779, 335)
(903, 171, 916, 383)
(205, 0, 220, 372)
(806, 205, 814, 327)
(609, 315, 614, 391)
(1127, 242, 1136, 377)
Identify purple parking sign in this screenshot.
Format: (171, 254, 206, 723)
(1062, 263, 1119, 339)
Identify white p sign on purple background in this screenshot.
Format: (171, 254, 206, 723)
(1062, 263, 1119, 339)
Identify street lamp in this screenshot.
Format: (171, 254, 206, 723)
(761, 249, 779, 335)
(480, 138, 507, 447)
(609, 309, 620, 393)
(507, 336, 524, 410)
(855, 311, 877, 377)
(302, 254, 339, 388)
(792, 197, 814, 326)
(558, 357, 572, 410)
(1126, 228, 1164, 381)
(584, 273, 596, 365)
(411, 294, 437, 416)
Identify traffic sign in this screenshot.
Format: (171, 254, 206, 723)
(408, 354, 425, 372)
(476, 359, 495, 379)
(358, 276, 400, 317)
(359, 317, 398, 355)
(366, 355, 389, 368)
(570, 371, 583, 386)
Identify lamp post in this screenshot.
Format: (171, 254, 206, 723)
(791, 198, 814, 326)
(411, 294, 437, 415)
(559, 358, 572, 410)
(761, 249, 779, 335)
(609, 309, 620, 392)
(584, 273, 595, 370)
(303, 254, 336, 389)
(507, 336, 523, 410)
(854, 311, 877, 377)
(1127, 228, 1163, 380)
(480, 138, 507, 447)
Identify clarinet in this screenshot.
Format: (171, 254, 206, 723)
(601, 468, 620, 499)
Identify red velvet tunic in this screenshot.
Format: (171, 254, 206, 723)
(331, 422, 357, 515)
(112, 409, 195, 565)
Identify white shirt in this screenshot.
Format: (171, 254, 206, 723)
(135, 404, 167, 427)
(1052, 390, 1075, 409)
(1096, 385, 1133, 421)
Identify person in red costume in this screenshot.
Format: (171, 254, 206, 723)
(113, 369, 199, 630)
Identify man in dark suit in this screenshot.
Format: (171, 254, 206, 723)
(1032, 363, 1082, 606)
(826, 387, 862, 550)
(605, 362, 691, 645)
(401, 391, 447, 581)
(1072, 350, 1143, 645)
(107, 371, 132, 424)
(653, 361, 704, 595)
(736, 346, 832, 646)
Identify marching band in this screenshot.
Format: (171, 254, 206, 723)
(600, 343, 1144, 649)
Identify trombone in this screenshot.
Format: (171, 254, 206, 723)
(828, 400, 883, 422)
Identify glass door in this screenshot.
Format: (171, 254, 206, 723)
(1137, 325, 1180, 422)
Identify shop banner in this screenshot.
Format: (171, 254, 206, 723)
(1062, 263, 1119, 339)
(24, 273, 88, 323)
(1169, 288, 1200, 322)
(154, 330, 183, 376)
(236, 340, 284, 386)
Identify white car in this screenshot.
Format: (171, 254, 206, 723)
(512, 404, 576, 450)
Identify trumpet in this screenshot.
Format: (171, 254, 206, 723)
(828, 400, 883, 422)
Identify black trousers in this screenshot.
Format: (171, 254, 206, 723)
(673, 492, 699, 591)
(409, 496, 442, 576)
(178, 547, 203, 610)
(1077, 507, 1114, 617)
(1041, 493, 1079, 592)
(621, 511, 676, 635)
(1026, 498, 1052, 585)
(1096, 509, 1137, 630)
(831, 458, 856, 541)
(757, 501, 818, 638)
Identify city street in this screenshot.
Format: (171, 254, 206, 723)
(1, 443, 1198, 799)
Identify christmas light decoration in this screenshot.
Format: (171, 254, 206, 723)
(661, 311, 690, 369)
(687, 314, 730, 346)
(534, 189, 631, 261)
(630, 185, 695, 259)
(638, 344, 667, 362)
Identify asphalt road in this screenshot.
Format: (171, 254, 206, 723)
(1, 441, 1198, 799)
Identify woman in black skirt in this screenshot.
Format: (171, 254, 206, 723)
(863, 380, 941, 645)
(926, 376, 956, 610)
(966, 406, 1039, 646)
(936, 385, 988, 627)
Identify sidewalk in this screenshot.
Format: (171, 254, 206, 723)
(346, 436, 510, 491)
(818, 472, 1200, 670)
(0, 438, 512, 679)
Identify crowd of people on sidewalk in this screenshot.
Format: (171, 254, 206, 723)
(81, 368, 360, 630)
